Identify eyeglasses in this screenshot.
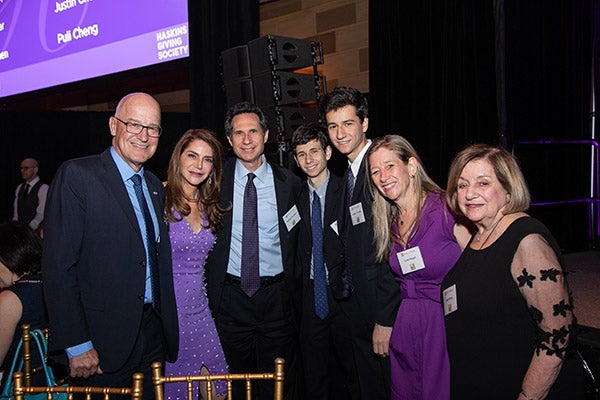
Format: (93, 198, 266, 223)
(113, 116, 162, 138)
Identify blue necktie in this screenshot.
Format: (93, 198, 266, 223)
(312, 191, 328, 319)
(131, 174, 160, 311)
(241, 173, 260, 297)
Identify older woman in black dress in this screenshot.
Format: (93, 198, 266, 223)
(442, 144, 583, 399)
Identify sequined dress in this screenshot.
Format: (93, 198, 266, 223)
(165, 210, 228, 399)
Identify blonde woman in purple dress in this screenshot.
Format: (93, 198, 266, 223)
(366, 135, 471, 400)
(164, 129, 230, 400)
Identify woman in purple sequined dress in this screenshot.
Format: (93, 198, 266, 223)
(164, 129, 230, 400)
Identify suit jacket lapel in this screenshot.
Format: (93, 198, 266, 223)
(272, 163, 292, 221)
(99, 149, 142, 239)
(353, 158, 367, 203)
(146, 175, 166, 238)
(219, 158, 236, 249)
(298, 183, 311, 233)
(324, 173, 342, 231)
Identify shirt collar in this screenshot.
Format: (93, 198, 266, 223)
(308, 170, 330, 199)
(349, 139, 372, 177)
(234, 155, 269, 183)
(110, 146, 145, 182)
(26, 176, 40, 186)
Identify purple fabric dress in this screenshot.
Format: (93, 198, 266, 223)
(165, 211, 228, 399)
(388, 193, 461, 400)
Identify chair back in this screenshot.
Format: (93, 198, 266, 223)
(21, 324, 65, 387)
(152, 358, 284, 400)
(12, 371, 144, 400)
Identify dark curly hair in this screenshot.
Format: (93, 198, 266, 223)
(318, 86, 369, 123)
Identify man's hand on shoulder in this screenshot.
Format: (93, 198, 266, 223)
(69, 349, 103, 378)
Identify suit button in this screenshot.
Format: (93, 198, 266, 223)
(140, 261, 146, 267)
(138, 295, 144, 300)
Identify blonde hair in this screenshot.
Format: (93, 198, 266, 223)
(366, 135, 442, 262)
(446, 144, 530, 217)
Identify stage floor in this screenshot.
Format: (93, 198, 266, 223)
(565, 250, 600, 329)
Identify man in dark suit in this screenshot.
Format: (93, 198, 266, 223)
(42, 92, 179, 399)
(290, 124, 358, 400)
(205, 102, 302, 399)
(319, 87, 401, 399)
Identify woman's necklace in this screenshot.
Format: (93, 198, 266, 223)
(398, 209, 417, 247)
(476, 215, 504, 249)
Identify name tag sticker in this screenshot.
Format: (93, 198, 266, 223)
(349, 202, 366, 226)
(330, 220, 339, 236)
(283, 205, 301, 231)
(397, 246, 425, 275)
(443, 284, 458, 316)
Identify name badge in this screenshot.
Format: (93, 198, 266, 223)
(283, 205, 301, 232)
(397, 246, 425, 275)
(443, 284, 458, 316)
(349, 203, 366, 226)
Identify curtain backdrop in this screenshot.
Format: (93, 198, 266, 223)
(187, 0, 259, 138)
(369, 0, 594, 251)
(369, 1, 499, 187)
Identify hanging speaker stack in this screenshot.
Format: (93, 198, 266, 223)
(220, 34, 326, 144)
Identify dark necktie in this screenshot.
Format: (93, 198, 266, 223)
(343, 167, 354, 288)
(346, 168, 355, 206)
(241, 173, 260, 297)
(312, 191, 328, 319)
(22, 183, 30, 198)
(131, 174, 160, 311)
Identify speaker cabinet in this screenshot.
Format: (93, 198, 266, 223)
(221, 45, 251, 81)
(262, 106, 320, 140)
(224, 72, 321, 108)
(252, 71, 320, 106)
(248, 35, 322, 74)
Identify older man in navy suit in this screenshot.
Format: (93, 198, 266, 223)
(42, 92, 179, 399)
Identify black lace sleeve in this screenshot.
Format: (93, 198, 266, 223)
(512, 234, 575, 359)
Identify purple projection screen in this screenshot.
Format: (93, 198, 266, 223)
(0, 0, 189, 98)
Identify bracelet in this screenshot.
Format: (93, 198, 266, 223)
(520, 390, 536, 400)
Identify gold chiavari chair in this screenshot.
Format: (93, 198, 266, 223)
(152, 358, 284, 400)
(21, 324, 66, 387)
(12, 371, 144, 400)
(21, 324, 36, 387)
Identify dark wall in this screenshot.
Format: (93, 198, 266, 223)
(0, 110, 191, 223)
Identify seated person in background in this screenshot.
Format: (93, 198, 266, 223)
(0, 222, 47, 389)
